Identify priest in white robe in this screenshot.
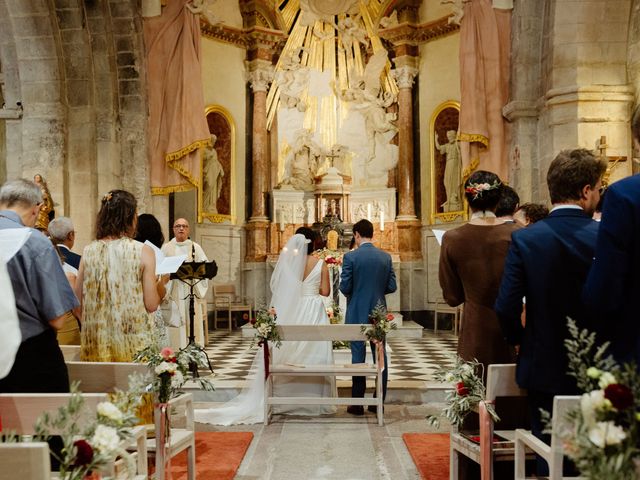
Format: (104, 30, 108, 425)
(161, 218, 209, 348)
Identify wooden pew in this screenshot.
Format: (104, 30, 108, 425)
(0, 443, 51, 480)
(264, 324, 386, 426)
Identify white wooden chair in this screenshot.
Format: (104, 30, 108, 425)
(59, 344, 80, 361)
(434, 298, 462, 335)
(264, 324, 385, 426)
(450, 364, 529, 480)
(0, 443, 51, 480)
(515, 395, 582, 480)
(66, 360, 195, 479)
(213, 283, 252, 331)
(151, 393, 196, 480)
(0, 393, 147, 479)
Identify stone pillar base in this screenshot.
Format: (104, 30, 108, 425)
(245, 220, 270, 262)
(396, 219, 422, 261)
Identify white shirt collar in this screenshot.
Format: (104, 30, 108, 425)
(550, 204, 583, 213)
(470, 211, 497, 220)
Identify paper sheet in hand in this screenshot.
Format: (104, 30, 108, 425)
(0, 228, 31, 261)
(144, 240, 186, 274)
(432, 229, 446, 246)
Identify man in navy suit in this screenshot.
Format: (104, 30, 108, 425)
(495, 149, 606, 474)
(583, 107, 640, 364)
(340, 219, 397, 415)
(48, 217, 81, 270)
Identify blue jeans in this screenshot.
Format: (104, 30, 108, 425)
(350, 340, 388, 401)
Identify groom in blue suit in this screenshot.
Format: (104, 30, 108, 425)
(340, 219, 397, 415)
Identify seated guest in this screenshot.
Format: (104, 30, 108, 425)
(0, 179, 78, 392)
(495, 149, 605, 476)
(513, 203, 549, 226)
(75, 190, 161, 361)
(439, 170, 518, 377)
(495, 184, 520, 223)
(48, 216, 81, 269)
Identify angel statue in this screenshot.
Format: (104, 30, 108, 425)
(274, 49, 310, 112)
(334, 51, 398, 162)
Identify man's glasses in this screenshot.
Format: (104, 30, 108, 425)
(173, 224, 189, 229)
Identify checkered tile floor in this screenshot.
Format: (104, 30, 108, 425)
(204, 329, 458, 384)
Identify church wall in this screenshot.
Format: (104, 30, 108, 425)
(414, 32, 460, 313)
(198, 37, 248, 298)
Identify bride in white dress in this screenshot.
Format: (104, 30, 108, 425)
(194, 230, 335, 425)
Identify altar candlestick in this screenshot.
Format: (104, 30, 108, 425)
(380, 209, 385, 231)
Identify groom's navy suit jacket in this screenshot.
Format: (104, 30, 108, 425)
(340, 243, 397, 324)
(583, 174, 640, 364)
(495, 208, 599, 394)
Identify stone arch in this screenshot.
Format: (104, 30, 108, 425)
(0, 0, 150, 247)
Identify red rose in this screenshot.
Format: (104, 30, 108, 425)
(386, 313, 394, 321)
(250, 318, 256, 325)
(604, 383, 634, 410)
(326, 257, 336, 264)
(169, 357, 177, 363)
(73, 439, 94, 466)
(456, 381, 469, 396)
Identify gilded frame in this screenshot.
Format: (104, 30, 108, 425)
(199, 104, 236, 224)
(430, 100, 467, 224)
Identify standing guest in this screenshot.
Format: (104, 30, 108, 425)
(75, 190, 160, 362)
(513, 203, 549, 227)
(591, 187, 606, 222)
(583, 106, 640, 363)
(135, 213, 170, 347)
(0, 255, 21, 380)
(495, 149, 605, 475)
(48, 216, 81, 269)
(340, 219, 397, 415)
(161, 218, 209, 348)
(0, 179, 78, 392)
(439, 170, 518, 376)
(495, 184, 520, 223)
(52, 240, 81, 345)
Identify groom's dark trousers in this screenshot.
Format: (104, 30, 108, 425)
(340, 242, 397, 402)
(351, 340, 388, 400)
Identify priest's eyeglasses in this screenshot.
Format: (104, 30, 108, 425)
(173, 224, 189, 229)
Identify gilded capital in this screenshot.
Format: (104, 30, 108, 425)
(392, 65, 418, 89)
(246, 60, 274, 92)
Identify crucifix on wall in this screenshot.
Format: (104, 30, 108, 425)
(597, 135, 627, 185)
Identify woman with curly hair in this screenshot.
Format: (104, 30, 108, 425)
(75, 190, 161, 361)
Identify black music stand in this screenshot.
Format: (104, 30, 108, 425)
(170, 260, 218, 377)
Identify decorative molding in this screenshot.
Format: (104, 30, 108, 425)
(377, 16, 459, 46)
(246, 59, 274, 92)
(502, 100, 538, 121)
(391, 65, 418, 89)
(200, 20, 286, 52)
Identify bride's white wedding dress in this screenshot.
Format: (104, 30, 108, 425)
(194, 234, 335, 426)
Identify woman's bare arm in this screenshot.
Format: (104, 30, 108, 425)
(319, 261, 330, 296)
(141, 244, 161, 312)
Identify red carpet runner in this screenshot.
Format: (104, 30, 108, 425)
(170, 431, 254, 480)
(403, 433, 449, 480)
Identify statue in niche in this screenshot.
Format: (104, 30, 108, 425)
(275, 49, 309, 112)
(435, 130, 463, 212)
(280, 129, 321, 191)
(33, 174, 54, 231)
(203, 134, 224, 213)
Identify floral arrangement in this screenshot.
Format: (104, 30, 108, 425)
(426, 356, 499, 428)
(555, 319, 640, 479)
(313, 248, 344, 268)
(464, 180, 501, 200)
(32, 384, 140, 480)
(134, 344, 214, 404)
(327, 302, 349, 350)
(251, 306, 282, 348)
(361, 302, 396, 342)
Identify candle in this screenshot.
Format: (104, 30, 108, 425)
(367, 203, 372, 221)
(279, 209, 285, 232)
(380, 208, 385, 231)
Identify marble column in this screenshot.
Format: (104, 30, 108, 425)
(392, 57, 421, 261)
(246, 59, 274, 261)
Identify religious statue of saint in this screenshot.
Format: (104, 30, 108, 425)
(280, 129, 321, 191)
(202, 134, 224, 213)
(33, 174, 54, 231)
(274, 50, 310, 112)
(435, 130, 463, 212)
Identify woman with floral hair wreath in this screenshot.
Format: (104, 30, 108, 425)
(438, 170, 518, 377)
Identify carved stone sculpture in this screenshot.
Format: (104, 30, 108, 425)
(298, 0, 359, 26)
(274, 51, 310, 112)
(202, 134, 224, 213)
(435, 130, 463, 212)
(33, 174, 54, 231)
(280, 129, 322, 191)
(379, 10, 398, 29)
